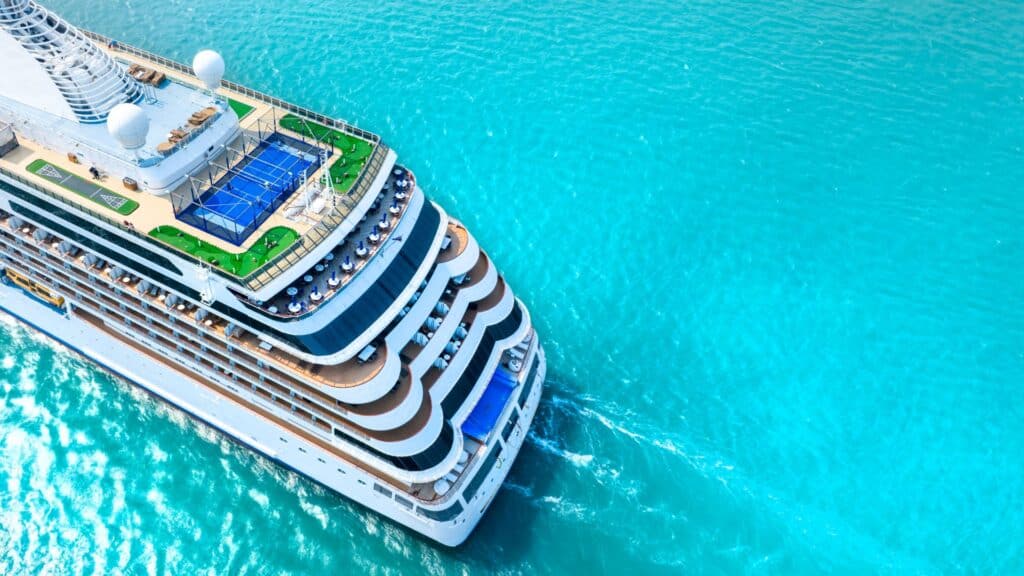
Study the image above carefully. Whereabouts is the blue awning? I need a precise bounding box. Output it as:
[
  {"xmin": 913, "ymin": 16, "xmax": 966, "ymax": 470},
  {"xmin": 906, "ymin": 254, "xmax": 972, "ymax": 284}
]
[{"xmin": 461, "ymin": 369, "xmax": 519, "ymax": 440}]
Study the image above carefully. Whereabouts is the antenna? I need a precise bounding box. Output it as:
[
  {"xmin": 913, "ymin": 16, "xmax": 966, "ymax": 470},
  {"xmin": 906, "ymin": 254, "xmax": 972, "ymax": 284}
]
[
  {"xmin": 197, "ymin": 263, "xmax": 215, "ymax": 304},
  {"xmin": 320, "ymin": 147, "xmax": 335, "ymax": 205}
]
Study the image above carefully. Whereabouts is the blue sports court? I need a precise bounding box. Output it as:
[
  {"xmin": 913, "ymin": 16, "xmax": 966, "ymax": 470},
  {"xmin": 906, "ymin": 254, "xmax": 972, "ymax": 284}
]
[{"xmin": 176, "ymin": 133, "xmax": 326, "ymax": 245}]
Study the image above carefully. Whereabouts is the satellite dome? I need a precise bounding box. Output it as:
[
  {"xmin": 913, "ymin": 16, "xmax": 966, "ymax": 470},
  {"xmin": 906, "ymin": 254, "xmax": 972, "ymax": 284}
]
[
  {"xmin": 192, "ymin": 50, "xmax": 225, "ymax": 90},
  {"xmin": 106, "ymin": 103, "xmax": 150, "ymax": 149}
]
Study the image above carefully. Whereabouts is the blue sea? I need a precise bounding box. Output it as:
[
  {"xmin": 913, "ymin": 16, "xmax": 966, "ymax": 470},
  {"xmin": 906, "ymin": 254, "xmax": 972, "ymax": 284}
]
[{"xmin": 2, "ymin": 0, "xmax": 1022, "ymax": 573}]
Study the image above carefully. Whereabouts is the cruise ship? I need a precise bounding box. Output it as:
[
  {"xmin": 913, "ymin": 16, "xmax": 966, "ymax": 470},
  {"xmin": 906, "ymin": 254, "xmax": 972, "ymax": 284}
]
[{"xmin": 0, "ymin": 0, "xmax": 544, "ymax": 546}]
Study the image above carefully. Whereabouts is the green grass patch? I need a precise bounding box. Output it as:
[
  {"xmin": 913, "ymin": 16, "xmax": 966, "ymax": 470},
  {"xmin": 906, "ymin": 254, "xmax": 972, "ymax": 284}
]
[
  {"xmin": 278, "ymin": 114, "xmax": 374, "ymax": 194},
  {"xmin": 148, "ymin": 224, "xmax": 298, "ymax": 277},
  {"xmin": 228, "ymin": 98, "xmax": 255, "ymax": 120},
  {"xmin": 26, "ymin": 158, "xmax": 139, "ymax": 216}
]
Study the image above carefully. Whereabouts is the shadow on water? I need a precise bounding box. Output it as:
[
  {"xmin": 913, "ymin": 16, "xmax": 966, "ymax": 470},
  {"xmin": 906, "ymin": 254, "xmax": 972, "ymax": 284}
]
[
  {"xmin": 1, "ymin": 317, "xmax": 590, "ymax": 571},
  {"xmin": 438, "ymin": 366, "xmax": 584, "ymax": 567}
]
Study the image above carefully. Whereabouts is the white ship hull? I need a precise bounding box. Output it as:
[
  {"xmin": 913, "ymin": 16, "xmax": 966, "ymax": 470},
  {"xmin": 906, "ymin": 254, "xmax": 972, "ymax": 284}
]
[
  {"xmin": 0, "ymin": 4, "xmax": 547, "ymax": 546},
  {"xmin": 0, "ymin": 280, "xmax": 546, "ymax": 547}
]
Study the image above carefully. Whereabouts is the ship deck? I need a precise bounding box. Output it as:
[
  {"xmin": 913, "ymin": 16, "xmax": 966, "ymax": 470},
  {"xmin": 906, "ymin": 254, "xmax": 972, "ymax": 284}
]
[
  {"xmin": 0, "ymin": 36, "xmax": 386, "ymax": 289},
  {"xmin": 0, "ymin": 133, "xmax": 318, "ymax": 254}
]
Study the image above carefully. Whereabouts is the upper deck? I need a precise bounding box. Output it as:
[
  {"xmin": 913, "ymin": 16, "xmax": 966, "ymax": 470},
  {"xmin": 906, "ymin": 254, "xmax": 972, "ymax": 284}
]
[{"xmin": 0, "ymin": 29, "xmax": 391, "ymax": 294}]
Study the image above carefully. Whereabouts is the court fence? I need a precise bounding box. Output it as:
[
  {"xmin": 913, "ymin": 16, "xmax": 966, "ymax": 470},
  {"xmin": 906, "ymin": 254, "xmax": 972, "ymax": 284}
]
[{"xmin": 171, "ymin": 123, "xmax": 328, "ymax": 246}]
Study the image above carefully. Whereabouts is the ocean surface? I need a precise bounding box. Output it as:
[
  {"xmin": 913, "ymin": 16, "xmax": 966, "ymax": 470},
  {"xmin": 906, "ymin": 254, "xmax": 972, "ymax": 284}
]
[{"xmin": 1, "ymin": 0, "xmax": 1022, "ymax": 574}]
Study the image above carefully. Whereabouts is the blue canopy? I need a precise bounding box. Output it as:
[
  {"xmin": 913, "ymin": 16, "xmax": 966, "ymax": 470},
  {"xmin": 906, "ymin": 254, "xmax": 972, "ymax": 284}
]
[{"xmin": 461, "ymin": 370, "xmax": 519, "ymax": 440}]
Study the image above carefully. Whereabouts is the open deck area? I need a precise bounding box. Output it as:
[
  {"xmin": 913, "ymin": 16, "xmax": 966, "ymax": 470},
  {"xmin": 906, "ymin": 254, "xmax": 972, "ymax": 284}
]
[
  {"xmin": 148, "ymin": 225, "xmax": 298, "ymax": 276},
  {"xmin": 238, "ymin": 166, "xmax": 416, "ymax": 318},
  {"xmin": 0, "ymin": 31, "xmax": 389, "ymax": 291}
]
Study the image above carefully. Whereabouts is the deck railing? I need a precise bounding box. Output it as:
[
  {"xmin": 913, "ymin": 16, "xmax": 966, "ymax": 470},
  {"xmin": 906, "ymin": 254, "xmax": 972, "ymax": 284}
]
[
  {"xmin": 78, "ymin": 28, "xmax": 380, "ymax": 143},
  {"xmin": 3, "ymin": 141, "xmax": 389, "ymax": 293},
  {"xmin": 236, "ymin": 142, "xmax": 390, "ymax": 291},
  {"xmin": 22, "ymin": 29, "xmax": 395, "ymax": 293},
  {"xmin": 0, "ymin": 163, "xmax": 159, "ymax": 247}
]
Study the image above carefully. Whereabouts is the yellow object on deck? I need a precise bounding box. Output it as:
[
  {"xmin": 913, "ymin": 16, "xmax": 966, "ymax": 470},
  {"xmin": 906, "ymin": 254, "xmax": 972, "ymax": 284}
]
[{"xmin": 5, "ymin": 268, "xmax": 65, "ymax": 308}]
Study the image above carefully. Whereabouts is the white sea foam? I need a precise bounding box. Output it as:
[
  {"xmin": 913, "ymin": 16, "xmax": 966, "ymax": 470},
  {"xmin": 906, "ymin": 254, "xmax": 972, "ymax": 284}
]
[
  {"xmin": 145, "ymin": 441, "xmax": 168, "ymax": 463},
  {"xmin": 142, "ymin": 541, "xmax": 158, "ymax": 576},
  {"xmin": 580, "ymin": 405, "xmax": 647, "ymax": 443},
  {"xmin": 145, "ymin": 487, "xmax": 168, "ymax": 516},
  {"xmin": 247, "ymin": 488, "xmax": 269, "ymax": 509},
  {"xmin": 501, "ymin": 481, "xmax": 534, "ymax": 499},
  {"xmin": 528, "ymin": 434, "xmax": 594, "ymax": 468},
  {"xmin": 56, "ymin": 422, "xmax": 71, "ymax": 447},
  {"xmin": 115, "ymin": 522, "xmax": 133, "ymax": 573},
  {"xmin": 540, "ymin": 495, "xmax": 591, "ymax": 521},
  {"xmin": 299, "ymin": 498, "xmax": 330, "ymax": 530},
  {"xmin": 109, "ymin": 469, "xmax": 127, "ymax": 521}
]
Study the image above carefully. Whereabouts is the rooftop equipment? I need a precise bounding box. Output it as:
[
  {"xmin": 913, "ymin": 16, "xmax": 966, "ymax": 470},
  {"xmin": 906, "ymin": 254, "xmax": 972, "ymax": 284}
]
[
  {"xmin": 192, "ymin": 50, "xmax": 225, "ymax": 91},
  {"xmin": 106, "ymin": 103, "xmax": 150, "ymax": 149}
]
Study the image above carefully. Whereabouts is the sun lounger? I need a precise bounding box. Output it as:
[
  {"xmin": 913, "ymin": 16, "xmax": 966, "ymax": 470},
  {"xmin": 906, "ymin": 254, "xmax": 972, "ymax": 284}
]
[
  {"xmin": 188, "ymin": 107, "xmax": 218, "ymax": 127},
  {"xmin": 149, "ymin": 71, "xmax": 165, "ymax": 86}
]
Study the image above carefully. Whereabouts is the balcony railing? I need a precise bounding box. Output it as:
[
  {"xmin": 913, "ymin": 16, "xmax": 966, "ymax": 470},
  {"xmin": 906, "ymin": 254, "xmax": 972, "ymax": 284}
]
[{"xmin": 236, "ymin": 142, "xmax": 390, "ymax": 291}]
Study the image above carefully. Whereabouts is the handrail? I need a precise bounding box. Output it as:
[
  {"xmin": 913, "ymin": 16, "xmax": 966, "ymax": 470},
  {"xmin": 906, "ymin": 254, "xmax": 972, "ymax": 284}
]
[
  {"xmin": 241, "ymin": 168, "xmax": 417, "ymax": 320},
  {"xmin": 234, "ymin": 142, "xmax": 389, "ymax": 290},
  {"xmin": 0, "ymin": 163, "xmax": 164, "ymax": 250},
  {"xmin": 77, "ymin": 28, "xmax": 380, "ymax": 144}
]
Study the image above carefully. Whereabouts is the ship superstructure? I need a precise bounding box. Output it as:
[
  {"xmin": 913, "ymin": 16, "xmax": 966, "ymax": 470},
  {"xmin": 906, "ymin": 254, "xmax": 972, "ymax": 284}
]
[{"xmin": 0, "ymin": 0, "xmax": 544, "ymax": 546}]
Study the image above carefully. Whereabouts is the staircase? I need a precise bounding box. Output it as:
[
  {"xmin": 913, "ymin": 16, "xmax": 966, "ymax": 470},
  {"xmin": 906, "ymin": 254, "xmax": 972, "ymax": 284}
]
[{"xmin": 0, "ymin": 0, "xmax": 143, "ymax": 123}]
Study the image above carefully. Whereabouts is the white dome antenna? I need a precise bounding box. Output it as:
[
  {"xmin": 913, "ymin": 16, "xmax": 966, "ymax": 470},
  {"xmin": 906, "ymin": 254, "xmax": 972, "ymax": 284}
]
[
  {"xmin": 106, "ymin": 103, "xmax": 150, "ymax": 149},
  {"xmin": 192, "ymin": 50, "xmax": 225, "ymax": 91}
]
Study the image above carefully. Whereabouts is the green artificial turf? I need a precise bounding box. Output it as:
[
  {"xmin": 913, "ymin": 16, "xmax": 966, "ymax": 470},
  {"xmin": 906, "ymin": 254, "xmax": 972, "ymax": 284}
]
[
  {"xmin": 228, "ymin": 98, "xmax": 255, "ymax": 119},
  {"xmin": 278, "ymin": 114, "xmax": 375, "ymax": 194},
  {"xmin": 148, "ymin": 225, "xmax": 298, "ymax": 277},
  {"xmin": 26, "ymin": 158, "xmax": 140, "ymax": 216}
]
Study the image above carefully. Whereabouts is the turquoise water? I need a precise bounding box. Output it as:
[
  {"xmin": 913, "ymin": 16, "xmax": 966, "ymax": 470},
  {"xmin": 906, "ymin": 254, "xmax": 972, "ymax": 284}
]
[{"xmin": 2, "ymin": 0, "xmax": 1023, "ymax": 573}]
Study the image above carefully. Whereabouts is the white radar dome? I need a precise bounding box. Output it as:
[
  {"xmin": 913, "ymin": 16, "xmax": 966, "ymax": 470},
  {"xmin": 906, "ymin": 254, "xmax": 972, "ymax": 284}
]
[
  {"xmin": 106, "ymin": 103, "xmax": 150, "ymax": 150},
  {"xmin": 193, "ymin": 50, "xmax": 225, "ymax": 90}
]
